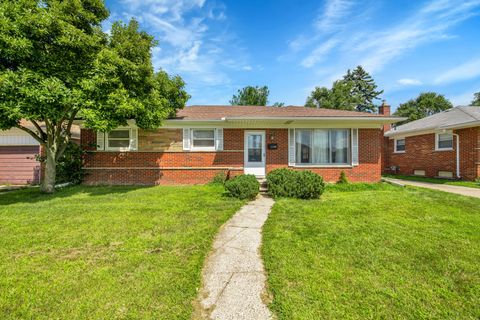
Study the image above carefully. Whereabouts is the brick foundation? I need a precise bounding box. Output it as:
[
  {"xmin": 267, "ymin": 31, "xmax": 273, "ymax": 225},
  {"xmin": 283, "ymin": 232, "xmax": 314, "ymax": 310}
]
[{"xmin": 81, "ymin": 128, "xmax": 384, "ymax": 185}]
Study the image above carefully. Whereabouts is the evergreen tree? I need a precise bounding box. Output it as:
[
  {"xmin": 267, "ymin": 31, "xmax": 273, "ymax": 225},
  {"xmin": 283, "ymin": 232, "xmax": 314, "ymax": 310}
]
[
  {"xmin": 305, "ymin": 66, "xmax": 382, "ymax": 112},
  {"xmin": 343, "ymin": 66, "xmax": 383, "ymax": 112}
]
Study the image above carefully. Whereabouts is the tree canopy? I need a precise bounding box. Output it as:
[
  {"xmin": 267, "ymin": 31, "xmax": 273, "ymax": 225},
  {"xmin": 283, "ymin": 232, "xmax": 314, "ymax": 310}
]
[
  {"xmin": 305, "ymin": 66, "xmax": 383, "ymax": 113},
  {"xmin": 230, "ymin": 85, "xmax": 269, "ymax": 106},
  {"xmin": 394, "ymin": 92, "xmax": 453, "ymax": 125},
  {"xmin": 0, "ymin": 0, "xmax": 189, "ymax": 192},
  {"xmin": 305, "ymin": 80, "xmax": 360, "ymax": 110},
  {"xmin": 471, "ymin": 92, "xmax": 480, "ymax": 106}
]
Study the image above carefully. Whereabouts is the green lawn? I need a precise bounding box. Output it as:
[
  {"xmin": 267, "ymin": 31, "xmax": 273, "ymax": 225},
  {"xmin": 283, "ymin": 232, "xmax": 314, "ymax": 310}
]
[
  {"xmin": 384, "ymin": 174, "xmax": 480, "ymax": 188},
  {"xmin": 263, "ymin": 183, "xmax": 480, "ymax": 319},
  {"xmin": 0, "ymin": 185, "xmax": 245, "ymax": 319}
]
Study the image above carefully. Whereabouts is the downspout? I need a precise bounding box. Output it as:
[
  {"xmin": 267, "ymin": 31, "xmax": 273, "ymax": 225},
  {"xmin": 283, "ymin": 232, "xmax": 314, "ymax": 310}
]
[{"xmin": 453, "ymin": 132, "xmax": 460, "ymax": 179}]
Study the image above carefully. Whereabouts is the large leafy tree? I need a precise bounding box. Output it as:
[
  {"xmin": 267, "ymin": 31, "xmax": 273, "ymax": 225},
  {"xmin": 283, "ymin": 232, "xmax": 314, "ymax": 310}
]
[
  {"xmin": 0, "ymin": 1, "xmax": 189, "ymax": 193},
  {"xmin": 230, "ymin": 85, "xmax": 269, "ymax": 106},
  {"xmin": 471, "ymin": 92, "xmax": 480, "ymax": 106},
  {"xmin": 305, "ymin": 65, "xmax": 383, "ymax": 112},
  {"xmin": 306, "ymin": 80, "xmax": 360, "ymax": 110},
  {"xmin": 394, "ymin": 92, "xmax": 453, "ymax": 125}
]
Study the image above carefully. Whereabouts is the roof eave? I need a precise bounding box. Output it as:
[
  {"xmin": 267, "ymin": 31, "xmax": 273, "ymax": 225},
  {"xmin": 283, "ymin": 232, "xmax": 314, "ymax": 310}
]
[
  {"xmin": 386, "ymin": 120, "xmax": 480, "ymax": 137},
  {"xmin": 170, "ymin": 116, "xmax": 406, "ymax": 123}
]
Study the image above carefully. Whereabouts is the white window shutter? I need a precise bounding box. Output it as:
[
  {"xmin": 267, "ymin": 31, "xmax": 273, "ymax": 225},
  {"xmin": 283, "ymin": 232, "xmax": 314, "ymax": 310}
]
[
  {"xmin": 96, "ymin": 131, "xmax": 105, "ymax": 150},
  {"xmin": 351, "ymin": 128, "xmax": 359, "ymax": 166},
  {"xmin": 288, "ymin": 128, "xmax": 295, "ymax": 166},
  {"xmin": 130, "ymin": 128, "xmax": 138, "ymax": 151},
  {"xmin": 183, "ymin": 128, "xmax": 191, "ymax": 150},
  {"xmin": 215, "ymin": 128, "xmax": 224, "ymax": 151}
]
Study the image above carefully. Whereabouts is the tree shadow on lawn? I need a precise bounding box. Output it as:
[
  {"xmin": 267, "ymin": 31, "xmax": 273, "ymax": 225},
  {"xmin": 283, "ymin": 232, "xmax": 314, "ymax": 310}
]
[{"xmin": 0, "ymin": 184, "xmax": 155, "ymax": 206}]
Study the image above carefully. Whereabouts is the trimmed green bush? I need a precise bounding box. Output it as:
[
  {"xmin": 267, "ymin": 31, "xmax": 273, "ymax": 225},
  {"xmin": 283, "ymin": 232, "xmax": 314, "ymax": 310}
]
[
  {"xmin": 266, "ymin": 168, "xmax": 297, "ymax": 198},
  {"xmin": 210, "ymin": 172, "xmax": 227, "ymax": 185},
  {"xmin": 337, "ymin": 170, "xmax": 349, "ymax": 184},
  {"xmin": 224, "ymin": 174, "xmax": 260, "ymax": 200},
  {"xmin": 267, "ymin": 168, "xmax": 325, "ymax": 199},
  {"xmin": 294, "ymin": 170, "xmax": 325, "ymax": 199}
]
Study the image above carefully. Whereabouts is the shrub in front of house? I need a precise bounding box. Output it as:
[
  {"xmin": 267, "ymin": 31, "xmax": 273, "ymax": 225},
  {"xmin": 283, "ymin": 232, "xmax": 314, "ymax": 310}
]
[
  {"xmin": 210, "ymin": 172, "xmax": 227, "ymax": 185},
  {"xmin": 337, "ymin": 170, "xmax": 349, "ymax": 184},
  {"xmin": 267, "ymin": 168, "xmax": 325, "ymax": 199},
  {"xmin": 293, "ymin": 170, "xmax": 325, "ymax": 199},
  {"xmin": 266, "ymin": 168, "xmax": 297, "ymax": 198},
  {"xmin": 224, "ymin": 174, "xmax": 259, "ymax": 200}
]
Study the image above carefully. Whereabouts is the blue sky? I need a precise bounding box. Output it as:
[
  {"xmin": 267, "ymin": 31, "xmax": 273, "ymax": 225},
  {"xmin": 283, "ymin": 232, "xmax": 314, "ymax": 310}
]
[{"xmin": 104, "ymin": 0, "xmax": 480, "ymax": 111}]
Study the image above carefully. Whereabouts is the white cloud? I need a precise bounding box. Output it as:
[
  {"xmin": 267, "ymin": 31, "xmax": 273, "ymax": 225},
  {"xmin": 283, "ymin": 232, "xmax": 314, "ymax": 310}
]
[
  {"xmin": 114, "ymin": 0, "xmax": 247, "ymax": 89},
  {"xmin": 397, "ymin": 78, "xmax": 423, "ymax": 86},
  {"xmin": 121, "ymin": 0, "xmax": 206, "ymax": 22},
  {"xmin": 434, "ymin": 58, "xmax": 480, "ymax": 84},
  {"xmin": 315, "ymin": 0, "xmax": 354, "ymax": 32},
  {"xmin": 449, "ymin": 90, "xmax": 477, "ymax": 105},
  {"xmin": 356, "ymin": 0, "xmax": 480, "ymax": 73},
  {"xmin": 289, "ymin": 0, "xmax": 480, "ymax": 74},
  {"xmin": 301, "ymin": 38, "xmax": 339, "ymax": 68},
  {"xmin": 242, "ymin": 65, "xmax": 253, "ymax": 71}
]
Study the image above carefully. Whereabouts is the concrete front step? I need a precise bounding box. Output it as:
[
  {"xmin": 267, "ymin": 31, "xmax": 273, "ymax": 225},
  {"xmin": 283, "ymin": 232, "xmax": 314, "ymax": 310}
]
[{"xmin": 257, "ymin": 178, "xmax": 267, "ymax": 193}]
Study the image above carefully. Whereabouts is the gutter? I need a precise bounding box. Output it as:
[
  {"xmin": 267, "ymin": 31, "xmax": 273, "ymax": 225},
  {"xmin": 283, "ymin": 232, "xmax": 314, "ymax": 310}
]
[
  {"xmin": 452, "ymin": 132, "xmax": 461, "ymax": 179},
  {"xmin": 222, "ymin": 116, "xmax": 405, "ymax": 122}
]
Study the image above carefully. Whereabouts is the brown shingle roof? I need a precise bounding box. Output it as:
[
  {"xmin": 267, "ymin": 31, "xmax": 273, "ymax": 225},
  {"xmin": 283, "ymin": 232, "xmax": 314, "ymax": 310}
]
[
  {"xmin": 174, "ymin": 105, "xmax": 390, "ymax": 120},
  {"xmin": 18, "ymin": 120, "xmax": 80, "ymax": 139}
]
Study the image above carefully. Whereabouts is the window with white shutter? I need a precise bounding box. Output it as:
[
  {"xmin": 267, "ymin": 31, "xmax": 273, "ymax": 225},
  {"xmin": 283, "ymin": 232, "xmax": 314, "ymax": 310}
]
[
  {"xmin": 96, "ymin": 131, "xmax": 105, "ymax": 150},
  {"xmin": 215, "ymin": 128, "xmax": 224, "ymax": 151},
  {"xmin": 351, "ymin": 128, "xmax": 359, "ymax": 166},
  {"xmin": 288, "ymin": 128, "xmax": 295, "ymax": 166},
  {"xmin": 183, "ymin": 128, "xmax": 190, "ymax": 150}
]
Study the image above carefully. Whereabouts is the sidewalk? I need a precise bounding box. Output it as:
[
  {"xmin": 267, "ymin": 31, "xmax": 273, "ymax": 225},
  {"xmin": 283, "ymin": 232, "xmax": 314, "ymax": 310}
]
[
  {"xmin": 196, "ymin": 194, "xmax": 274, "ymax": 320},
  {"xmin": 383, "ymin": 178, "xmax": 480, "ymax": 198}
]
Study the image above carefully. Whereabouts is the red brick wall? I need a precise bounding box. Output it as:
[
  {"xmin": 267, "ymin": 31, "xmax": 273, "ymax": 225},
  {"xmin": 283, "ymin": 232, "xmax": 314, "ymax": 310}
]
[
  {"xmin": 384, "ymin": 127, "xmax": 480, "ymax": 181},
  {"xmin": 81, "ymin": 128, "xmax": 383, "ymax": 185}
]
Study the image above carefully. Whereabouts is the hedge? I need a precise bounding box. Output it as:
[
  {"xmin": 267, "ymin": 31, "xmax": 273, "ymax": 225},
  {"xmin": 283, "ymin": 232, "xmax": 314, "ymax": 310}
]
[
  {"xmin": 224, "ymin": 174, "xmax": 260, "ymax": 200},
  {"xmin": 267, "ymin": 168, "xmax": 325, "ymax": 199}
]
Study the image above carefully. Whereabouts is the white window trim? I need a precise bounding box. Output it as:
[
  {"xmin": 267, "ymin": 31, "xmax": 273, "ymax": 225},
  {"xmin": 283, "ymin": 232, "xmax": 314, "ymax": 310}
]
[
  {"xmin": 190, "ymin": 128, "xmax": 216, "ymax": 151},
  {"xmin": 292, "ymin": 128, "xmax": 352, "ymax": 167},
  {"xmin": 105, "ymin": 127, "xmax": 136, "ymax": 151},
  {"xmin": 394, "ymin": 138, "xmax": 406, "ymax": 153},
  {"xmin": 435, "ymin": 132, "xmax": 453, "ymax": 151}
]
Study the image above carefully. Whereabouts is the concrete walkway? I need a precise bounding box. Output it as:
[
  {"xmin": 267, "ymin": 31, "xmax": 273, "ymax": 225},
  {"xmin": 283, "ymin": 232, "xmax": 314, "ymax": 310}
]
[
  {"xmin": 384, "ymin": 178, "xmax": 480, "ymax": 198},
  {"xmin": 196, "ymin": 194, "xmax": 274, "ymax": 320}
]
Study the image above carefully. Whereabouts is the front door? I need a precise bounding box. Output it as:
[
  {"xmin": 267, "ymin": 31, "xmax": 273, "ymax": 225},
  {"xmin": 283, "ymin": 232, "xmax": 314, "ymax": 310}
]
[{"xmin": 244, "ymin": 131, "xmax": 266, "ymax": 177}]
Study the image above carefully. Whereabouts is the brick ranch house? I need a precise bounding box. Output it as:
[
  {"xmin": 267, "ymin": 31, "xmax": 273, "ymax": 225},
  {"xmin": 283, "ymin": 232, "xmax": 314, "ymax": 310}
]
[
  {"xmin": 384, "ymin": 106, "xmax": 480, "ymax": 181},
  {"xmin": 77, "ymin": 105, "xmax": 402, "ymax": 185}
]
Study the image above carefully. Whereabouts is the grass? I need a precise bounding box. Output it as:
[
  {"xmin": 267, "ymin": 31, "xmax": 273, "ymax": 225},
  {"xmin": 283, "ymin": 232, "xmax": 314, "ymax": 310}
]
[
  {"xmin": 0, "ymin": 185, "xmax": 245, "ymax": 319},
  {"xmin": 383, "ymin": 174, "xmax": 480, "ymax": 189},
  {"xmin": 263, "ymin": 183, "xmax": 480, "ymax": 319}
]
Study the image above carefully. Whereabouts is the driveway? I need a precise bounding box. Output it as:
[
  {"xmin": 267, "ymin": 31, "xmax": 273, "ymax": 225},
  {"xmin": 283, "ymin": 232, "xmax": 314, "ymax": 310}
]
[{"xmin": 383, "ymin": 178, "xmax": 480, "ymax": 198}]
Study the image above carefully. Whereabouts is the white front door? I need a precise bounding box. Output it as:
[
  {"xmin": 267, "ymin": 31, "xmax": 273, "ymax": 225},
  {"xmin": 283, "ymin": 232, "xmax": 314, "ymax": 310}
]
[{"xmin": 244, "ymin": 131, "xmax": 266, "ymax": 177}]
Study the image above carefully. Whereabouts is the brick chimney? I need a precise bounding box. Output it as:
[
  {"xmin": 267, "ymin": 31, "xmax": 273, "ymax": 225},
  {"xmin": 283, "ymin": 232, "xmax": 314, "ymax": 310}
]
[
  {"xmin": 379, "ymin": 100, "xmax": 391, "ymax": 132},
  {"xmin": 379, "ymin": 100, "xmax": 391, "ymax": 116}
]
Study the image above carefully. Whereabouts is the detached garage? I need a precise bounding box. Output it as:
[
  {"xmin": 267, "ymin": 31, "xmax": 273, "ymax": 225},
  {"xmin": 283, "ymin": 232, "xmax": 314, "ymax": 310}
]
[{"xmin": 0, "ymin": 128, "xmax": 41, "ymax": 185}]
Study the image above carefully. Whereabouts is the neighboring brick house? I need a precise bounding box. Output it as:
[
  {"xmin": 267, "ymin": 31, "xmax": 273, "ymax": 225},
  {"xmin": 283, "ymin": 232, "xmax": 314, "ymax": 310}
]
[
  {"xmin": 78, "ymin": 105, "xmax": 402, "ymax": 185},
  {"xmin": 384, "ymin": 106, "xmax": 480, "ymax": 181}
]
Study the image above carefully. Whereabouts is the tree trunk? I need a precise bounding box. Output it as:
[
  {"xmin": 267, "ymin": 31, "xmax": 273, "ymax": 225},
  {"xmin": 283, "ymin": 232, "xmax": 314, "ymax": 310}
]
[{"xmin": 41, "ymin": 149, "xmax": 56, "ymax": 193}]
